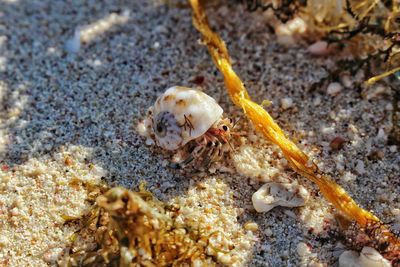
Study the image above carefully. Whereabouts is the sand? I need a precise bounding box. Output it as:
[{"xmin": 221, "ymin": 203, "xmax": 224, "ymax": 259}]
[{"xmin": 0, "ymin": 0, "xmax": 398, "ymax": 266}]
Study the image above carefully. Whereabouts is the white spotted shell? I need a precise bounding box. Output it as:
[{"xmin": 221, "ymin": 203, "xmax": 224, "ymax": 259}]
[{"xmin": 146, "ymin": 86, "xmax": 223, "ymax": 150}]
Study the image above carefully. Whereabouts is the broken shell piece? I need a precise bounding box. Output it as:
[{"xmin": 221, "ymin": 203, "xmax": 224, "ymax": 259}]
[
  {"xmin": 359, "ymin": 247, "xmax": 391, "ymax": 267},
  {"xmin": 339, "ymin": 247, "xmax": 391, "ymax": 267},
  {"xmin": 252, "ymin": 182, "xmax": 309, "ymax": 213}
]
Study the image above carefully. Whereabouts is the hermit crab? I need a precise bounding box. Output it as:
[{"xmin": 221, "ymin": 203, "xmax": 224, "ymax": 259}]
[{"xmin": 143, "ymin": 86, "xmax": 236, "ymax": 169}]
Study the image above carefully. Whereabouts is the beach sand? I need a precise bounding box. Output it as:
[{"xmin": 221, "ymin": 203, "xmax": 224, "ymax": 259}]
[{"xmin": 0, "ymin": 1, "xmax": 398, "ymax": 266}]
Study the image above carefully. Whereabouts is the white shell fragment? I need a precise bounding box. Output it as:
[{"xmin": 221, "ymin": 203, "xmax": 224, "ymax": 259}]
[
  {"xmin": 252, "ymin": 182, "xmax": 309, "ymax": 213},
  {"xmin": 339, "ymin": 247, "xmax": 391, "ymax": 267},
  {"xmin": 146, "ymin": 86, "xmax": 223, "ymax": 150}
]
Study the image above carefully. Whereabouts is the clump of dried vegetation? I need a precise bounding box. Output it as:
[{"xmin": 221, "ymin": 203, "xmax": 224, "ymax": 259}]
[
  {"xmin": 336, "ymin": 214, "xmax": 400, "ymax": 265},
  {"xmin": 240, "ymin": 0, "xmax": 400, "ymax": 84},
  {"xmin": 60, "ymin": 185, "xmax": 217, "ymax": 266}
]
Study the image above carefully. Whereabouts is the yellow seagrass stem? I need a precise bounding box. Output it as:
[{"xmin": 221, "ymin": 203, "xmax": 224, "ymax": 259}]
[
  {"xmin": 367, "ymin": 66, "xmax": 400, "ymax": 85},
  {"xmin": 188, "ymin": 0, "xmax": 386, "ymax": 229}
]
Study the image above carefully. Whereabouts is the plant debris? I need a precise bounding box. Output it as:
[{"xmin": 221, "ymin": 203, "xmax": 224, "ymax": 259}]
[
  {"xmin": 60, "ymin": 186, "xmax": 216, "ymax": 266},
  {"xmin": 60, "ymin": 181, "xmax": 256, "ymax": 266}
]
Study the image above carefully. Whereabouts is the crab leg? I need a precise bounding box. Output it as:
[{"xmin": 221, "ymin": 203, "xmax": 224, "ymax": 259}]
[{"xmin": 170, "ymin": 137, "xmax": 209, "ymax": 169}]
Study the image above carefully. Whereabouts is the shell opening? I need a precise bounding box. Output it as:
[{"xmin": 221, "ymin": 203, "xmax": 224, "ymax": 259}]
[{"xmin": 153, "ymin": 111, "xmax": 183, "ymax": 150}]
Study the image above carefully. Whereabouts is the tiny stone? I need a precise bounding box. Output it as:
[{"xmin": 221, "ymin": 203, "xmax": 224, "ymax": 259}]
[
  {"xmin": 355, "ymin": 160, "xmax": 365, "ymax": 174},
  {"xmin": 307, "ymin": 41, "xmax": 331, "ymax": 56},
  {"xmin": 264, "ymin": 228, "xmax": 273, "ymax": 237},
  {"xmin": 329, "ymin": 136, "xmax": 346, "ymax": 150},
  {"xmin": 153, "ymin": 42, "xmax": 160, "ymax": 49},
  {"xmin": 392, "ymin": 208, "xmax": 400, "ymax": 216},
  {"xmin": 244, "ymin": 222, "xmax": 258, "ymax": 232},
  {"xmin": 367, "ymin": 150, "xmax": 384, "ymax": 160},
  {"xmin": 327, "ymin": 82, "xmax": 343, "ymax": 96},
  {"xmin": 280, "ymin": 97, "xmax": 293, "ymax": 110},
  {"xmin": 192, "ymin": 76, "xmax": 205, "ymax": 85},
  {"xmin": 322, "ymin": 126, "xmax": 335, "ymax": 136},
  {"xmin": 296, "ymin": 242, "xmax": 310, "ymax": 256},
  {"xmin": 385, "ymin": 103, "xmax": 393, "ymax": 111},
  {"xmin": 340, "ymin": 73, "xmax": 353, "ymax": 88},
  {"xmin": 313, "ymin": 97, "xmax": 321, "ymax": 106}
]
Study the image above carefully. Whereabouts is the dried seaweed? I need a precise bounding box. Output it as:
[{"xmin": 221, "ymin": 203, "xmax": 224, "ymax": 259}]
[
  {"xmin": 237, "ymin": 0, "xmax": 306, "ymax": 22},
  {"xmin": 337, "ymin": 215, "xmax": 400, "ymax": 265},
  {"xmin": 237, "ymin": 0, "xmax": 400, "ymax": 84},
  {"xmin": 60, "ymin": 187, "xmax": 216, "ymax": 266}
]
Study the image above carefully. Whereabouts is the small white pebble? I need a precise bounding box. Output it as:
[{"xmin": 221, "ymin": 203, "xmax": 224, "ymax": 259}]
[
  {"xmin": 342, "ymin": 172, "xmax": 356, "ymax": 183},
  {"xmin": 280, "ymin": 97, "xmax": 293, "ymax": 110},
  {"xmin": 322, "ymin": 126, "xmax": 335, "ymax": 136},
  {"xmin": 340, "ymin": 73, "xmax": 353, "ymax": 88},
  {"xmin": 375, "ymin": 128, "xmax": 387, "ymax": 142},
  {"xmin": 355, "ymin": 160, "xmax": 365, "ymax": 175},
  {"xmin": 10, "ymin": 207, "xmax": 19, "ymax": 216},
  {"xmin": 327, "ymin": 82, "xmax": 343, "ymax": 96},
  {"xmin": 389, "ymin": 145, "xmax": 397, "ymax": 153},
  {"xmin": 385, "ymin": 103, "xmax": 393, "ymax": 111},
  {"xmin": 296, "ymin": 242, "xmax": 310, "ymax": 256},
  {"xmin": 308, "ymin": 41, "xmax": 331, "ymax": 56},
  {"xmin": 161, "ymin": 159, "xmax": 169, "ymax": 167},
  {"xmin": 264, "ymin": 228, "xmax": 273, "ymax": 237},
  {"xmin": 153, "ymin": 42, "xmax": 160, "ymax": 49},
  {"xmin": 313, "ymin": 97, "xmax": 321, "ymax": 106}
]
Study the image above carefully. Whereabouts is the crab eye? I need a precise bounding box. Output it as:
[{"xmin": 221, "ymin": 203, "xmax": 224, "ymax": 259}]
[{"xmin": 222, "ymin": 125, "xmax": 228, "ymax": 131}]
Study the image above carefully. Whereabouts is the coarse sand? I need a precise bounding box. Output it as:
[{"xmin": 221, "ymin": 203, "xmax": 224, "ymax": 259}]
[{"xmin": 0, "ymin": 1, "xmax": 398, "ymax": 266}]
